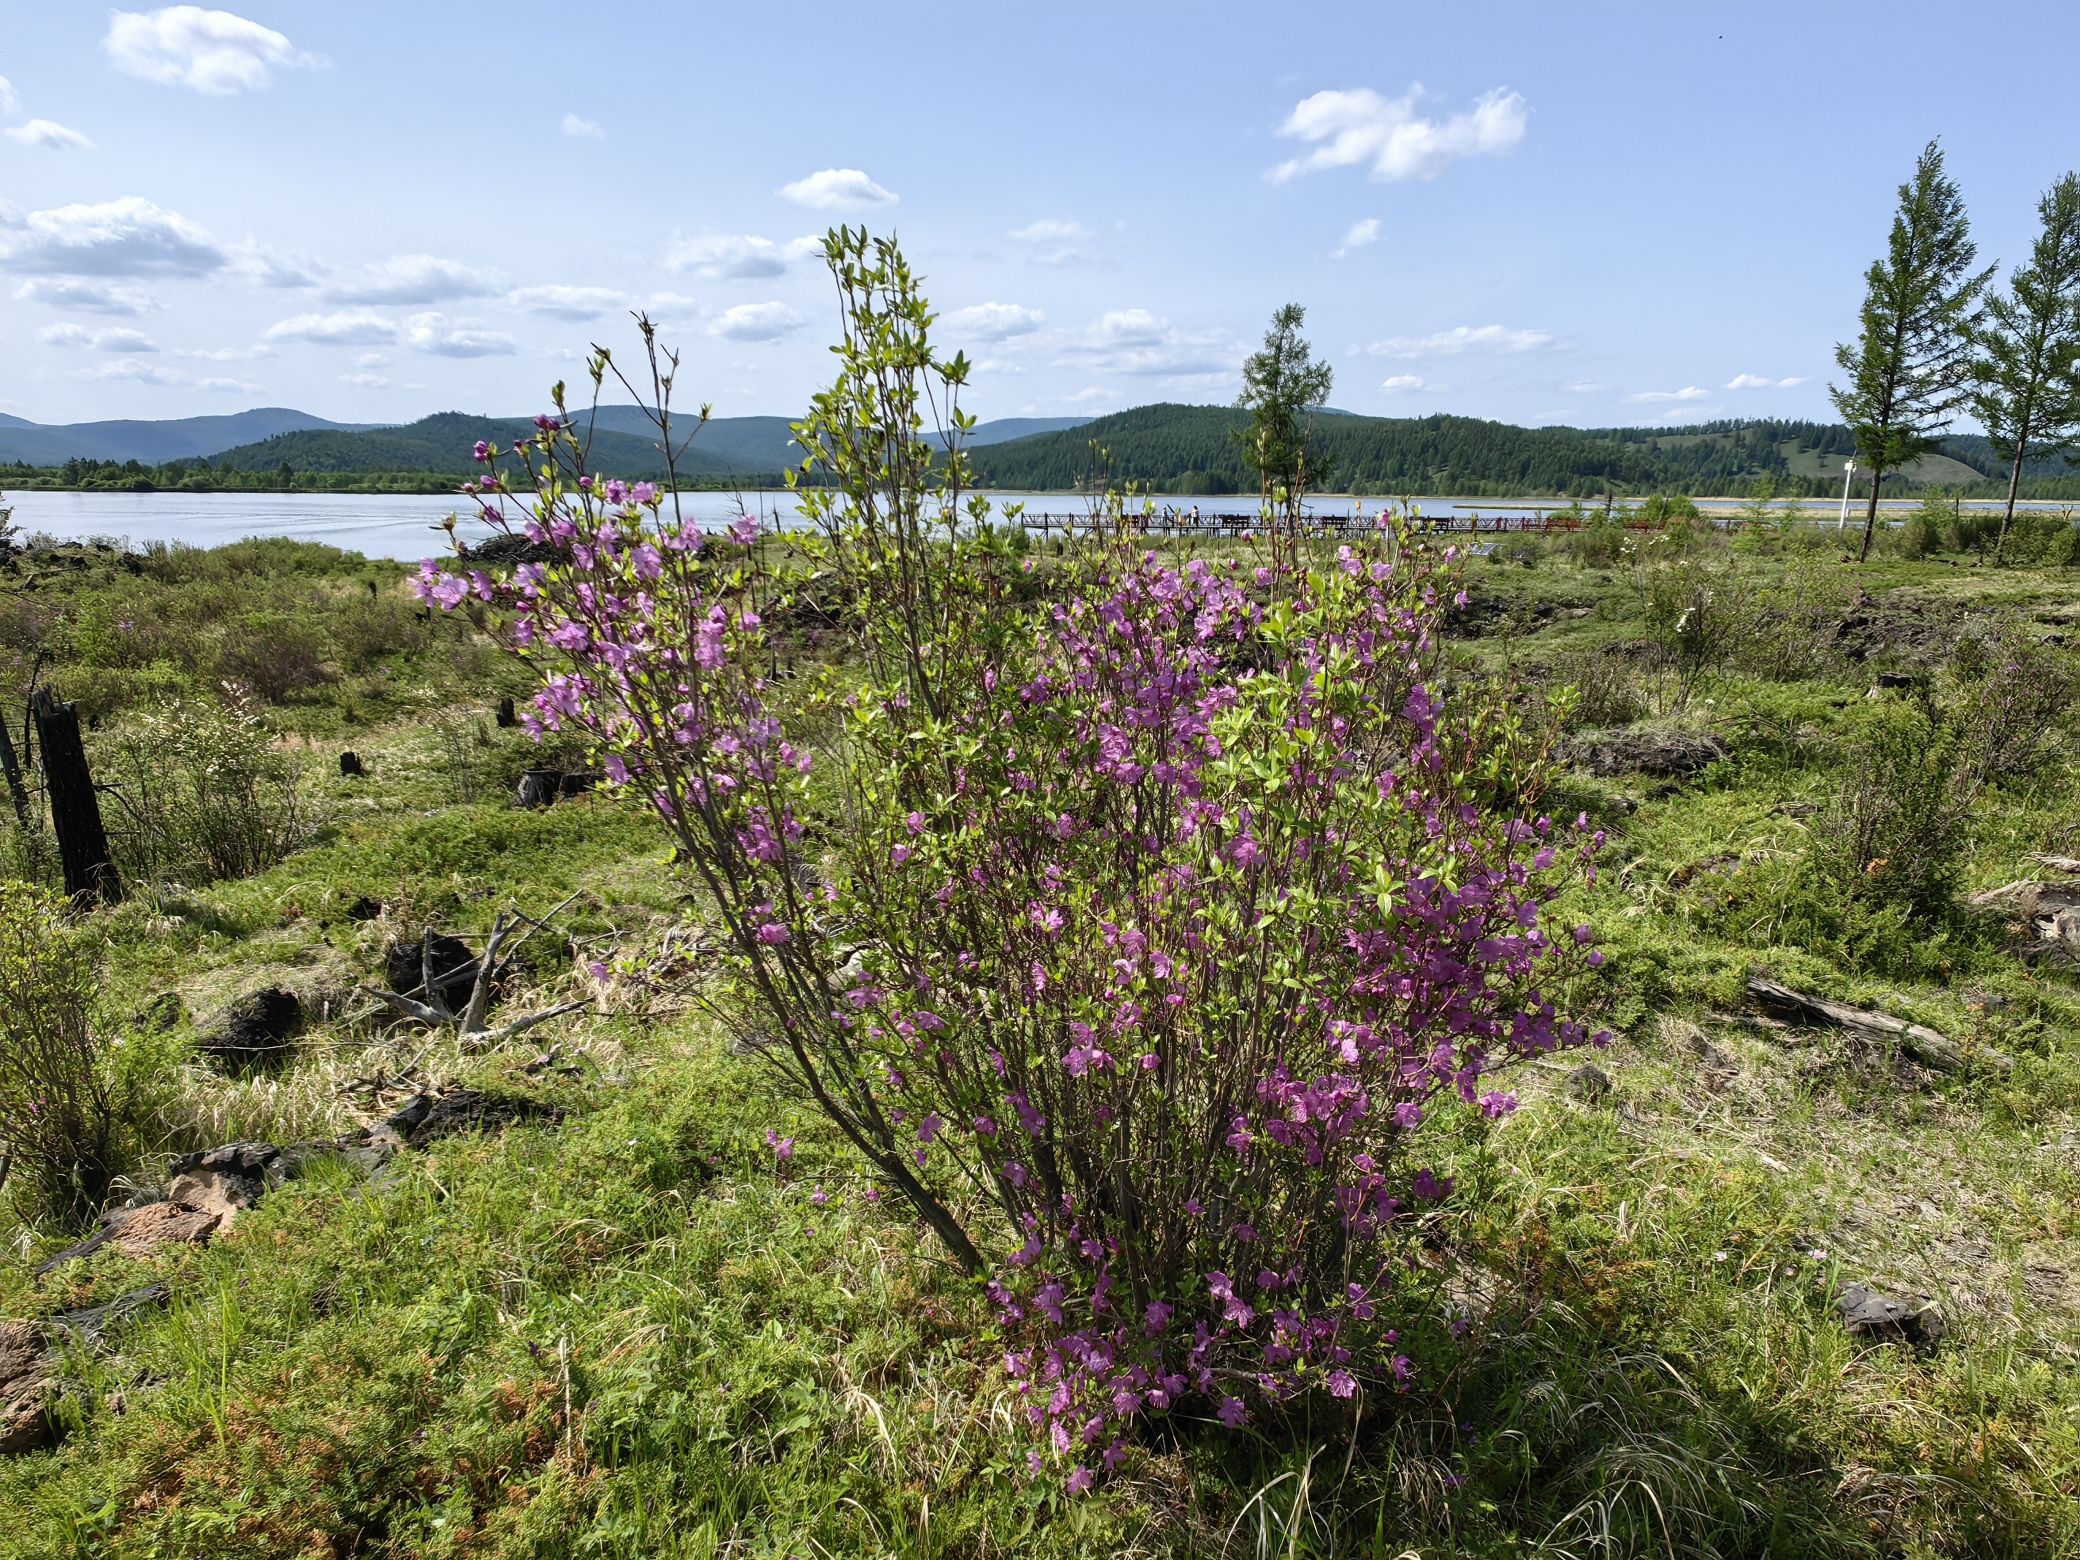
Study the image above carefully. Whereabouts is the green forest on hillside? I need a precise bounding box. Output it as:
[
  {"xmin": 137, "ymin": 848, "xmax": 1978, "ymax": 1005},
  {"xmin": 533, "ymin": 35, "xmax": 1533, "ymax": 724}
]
[
  {"xmin": 968, "ymin": 405, "xmax": 2080, "ymax": 498},
  {"xmin": 8, "ymin": 404, "xmax": 2080, "ymax": 499}
]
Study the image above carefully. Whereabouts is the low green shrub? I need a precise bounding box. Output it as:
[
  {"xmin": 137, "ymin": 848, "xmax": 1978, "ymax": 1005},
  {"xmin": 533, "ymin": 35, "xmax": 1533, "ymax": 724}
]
[
  {"xmin": 96, "ymin": 694, "xmax": 317, "ymax": 886},
  {"xmin": 214, "ymin": 610, "xmax": 334, "ymax": 703},
  {"xmin": 0, "ymin": 880, "xmax": 119, "ymax": 1225}
]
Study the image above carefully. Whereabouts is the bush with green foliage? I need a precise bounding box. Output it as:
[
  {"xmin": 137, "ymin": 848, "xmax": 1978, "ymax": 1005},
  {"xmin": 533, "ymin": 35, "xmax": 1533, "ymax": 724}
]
[
  {"xmin": 0, "ymin": 881, "xmax": 117, "ymax": 1224},
  {"xmin": 97, "ymin": 695, "xmax": 316, "ymax": 887},
  {"xmin": 420, "ymin": 228, "xmax": 1607, "ymax": 1490}
]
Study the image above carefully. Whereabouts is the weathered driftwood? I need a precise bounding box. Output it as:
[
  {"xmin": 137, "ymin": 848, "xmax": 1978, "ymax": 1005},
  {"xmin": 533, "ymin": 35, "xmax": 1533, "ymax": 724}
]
[
  {"xmin": 1969, "ymin": 879, "xmax": 2080, "ymax": 963},
  {"xmin": 1745, "ymin": 977, "xmax": 2010, "ymax": 1074},
  {"xmin": 356, "ymin": 901, "xmax": 590, "ymax": 1059}
]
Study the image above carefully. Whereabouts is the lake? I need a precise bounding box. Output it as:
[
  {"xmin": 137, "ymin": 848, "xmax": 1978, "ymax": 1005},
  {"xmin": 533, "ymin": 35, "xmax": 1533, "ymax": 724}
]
[{"xmin": 3, "ymin": 488, "xmax": 2068, "ymax": 562}]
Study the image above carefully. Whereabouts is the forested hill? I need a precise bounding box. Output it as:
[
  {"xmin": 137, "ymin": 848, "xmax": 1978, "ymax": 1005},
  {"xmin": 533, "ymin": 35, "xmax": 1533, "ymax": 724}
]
[
  {"xmin": 25, "ymin": 402, "xmax": 2079, "ymax": 498},
  {"xmin": 965, "ymin": 405, "xmax": 2080, "ymax": 498},
  {"xmin": 206, "ymin": 408, "xmax": 1100, "ymax": 482},
  {"xmin": 211, "ymin": 412, "xmax": 760, "ymax": 481}
]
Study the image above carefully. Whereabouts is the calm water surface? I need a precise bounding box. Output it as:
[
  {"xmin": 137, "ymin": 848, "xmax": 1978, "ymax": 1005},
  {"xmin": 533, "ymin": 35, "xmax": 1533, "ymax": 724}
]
[{"xmin": 5, "ymin": 489, "xmax": 2069, "ymax": 563}]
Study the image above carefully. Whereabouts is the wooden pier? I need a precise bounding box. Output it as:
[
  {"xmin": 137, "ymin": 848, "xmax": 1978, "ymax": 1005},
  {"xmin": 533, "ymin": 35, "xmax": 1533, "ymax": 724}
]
[{"xmin": 1010, "ymin": 509, "xmax": 1703, "ymax": 541}]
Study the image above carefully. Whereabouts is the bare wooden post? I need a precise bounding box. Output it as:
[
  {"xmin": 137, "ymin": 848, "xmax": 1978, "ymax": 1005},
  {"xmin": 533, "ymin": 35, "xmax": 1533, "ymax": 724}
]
[
  {"xmin": 30, "ymin": 687, "xmax": 121, "ymax": 905},
  {"xmin": 0, "ymin": 704, "xmax": 29, "ymax": 830}
]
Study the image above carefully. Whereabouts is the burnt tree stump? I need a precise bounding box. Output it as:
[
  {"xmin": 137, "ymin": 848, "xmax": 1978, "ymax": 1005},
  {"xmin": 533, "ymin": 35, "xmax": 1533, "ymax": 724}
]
[
  {"xmin": 0, "ymin": 707, "xmax": 29, "ymax": 829},
  {"xmin": 30, "ymin": 687, "xmax": 121, "ymax": 905}
]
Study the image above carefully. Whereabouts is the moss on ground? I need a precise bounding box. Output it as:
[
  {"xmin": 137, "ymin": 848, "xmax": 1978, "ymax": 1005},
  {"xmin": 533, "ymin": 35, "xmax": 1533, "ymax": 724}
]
[{"xmin": 0, "ymin": 532, "xmax": 2075, "ymax": 1557}]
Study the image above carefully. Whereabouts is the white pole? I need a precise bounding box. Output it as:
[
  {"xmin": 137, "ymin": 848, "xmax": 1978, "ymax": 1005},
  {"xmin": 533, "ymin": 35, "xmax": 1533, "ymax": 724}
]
[{"xmin": 1836, "ymin": 459, "xmax": 1857, "ymax": 529}]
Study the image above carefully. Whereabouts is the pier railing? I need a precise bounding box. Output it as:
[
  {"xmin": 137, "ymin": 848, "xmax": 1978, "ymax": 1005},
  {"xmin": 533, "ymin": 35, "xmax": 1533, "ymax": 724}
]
[{"xmin": 1009, "ymin": 510, "xmax": 1704, "ymax": 540}]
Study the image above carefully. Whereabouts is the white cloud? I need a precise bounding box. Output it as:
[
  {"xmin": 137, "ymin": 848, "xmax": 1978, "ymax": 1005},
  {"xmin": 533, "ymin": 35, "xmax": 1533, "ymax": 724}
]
[
  {"xmin": 1564, "ymin": 379, "xmax": 1606, "ymax": 394},
  {"xmin": 507, "ymin": 284, "xmax": 630, "ymax": 319},
  {"xmin": 711, "ymin": 302, "xmax": 805, "ymax": 342},
  {"xmin": 231, "ymin": 243, "xmax": 323, "ymax": 287},
  {"xmin": 1637, "ymin": 403, "xmax": 1724, "ymax": 425},
  {"xmin": 1331, "ymin": 218, "xmax": 1381, "ymax": 259},
  {"xmin": 323, "ymin": 255, "xmax": 501, "ymax": 306},
  {"xmin": 560, "ymin": 112, "xmax": 604, "ymax": 140},
  {"xmin": 665, "ymin": 232, "xmax": 817, "ymax": 280},
  {"xmin": 78, "ymin": 357, "xmax": 178, "ymax": 385},
  {"xmin": 338, "ymin": 371, "xmax": 390, "ymax": 388},
  {"xmin": 104, "ymin": 6, "xmax": 323, "ymax": 96},
  {"xmin": 777, "ymin": 168, "xmax": 898, "ymax": 210},
  {"xmin": 1726, "ymin": 372, "xmax": 1809, "ymax": 390},
  {"xmin": 1363, "ymin": 324, "xmax": 1554, "ymax": 358},
  {"xmin": 643, "ymin": 291, "xmax": 700, "ymax": 325},
  {"xmin": 401, "ymin": 313, "xmax": 517, "ymax": 358},
  {"xmin": 1630, "ymin": 386, "xmax": 1710, "ymax": 403},
  {"xmin": 0, "ymin": 196, "xmax": 225, "ymax": 277},
  {"xmin": 1380, "ymin": 373, "xmax": 1425, "ymax": 391},
  {"xmin": 0, "ymin": 75, "xmax": 18, "ymax": 116},
  {"xmin": 353, "ymin": 351, "xmax": 389, "ymax": 368},
  {"xmin": 15, "ymin": 277, "xmax": 158, "ymax": 315},
  {"xmin": 178, "ymin": 344, "xmax": 266, "ymax": 362},
  {"xmin": 264, "ymin": 309, "xmax": 397, "ymax": 346},
  {"xmin": 195, "ymin": 375, "xmax": 257, "ymax": 394},
  {"xmin": 1068, "ymin": 309, "xmax": 1233, "ymax": 377},
  {"xmin": 943, "ymin": 302, "xmax": 1045, "ymax": 342},
  {"xmin": 41, "ymin": 323, "xmax": 158, "ymax": 352},
  {"xmin": 1008, "ymin": 218, "xmax": 1091, "ymax": 266},
  {"xmin": 1271, "ymin": 85, "xmax": 1528, "ymax": 184},
  {"xmin": 4, "ymin": 120, "xmax": 94, "ymax": 150}
]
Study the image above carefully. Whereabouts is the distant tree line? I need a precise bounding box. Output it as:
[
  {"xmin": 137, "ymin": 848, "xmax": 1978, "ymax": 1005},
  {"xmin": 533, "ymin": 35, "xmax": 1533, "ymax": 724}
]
[{"xmin": 964, "ymin": 405, "xmax": 2080, "ymax": 499}]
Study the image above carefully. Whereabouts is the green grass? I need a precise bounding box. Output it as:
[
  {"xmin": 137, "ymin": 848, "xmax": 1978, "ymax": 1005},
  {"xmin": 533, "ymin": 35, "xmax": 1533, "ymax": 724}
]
[{"xmin": 0, "ymin": 532, "xmax": 2076, "ymax": 1556}]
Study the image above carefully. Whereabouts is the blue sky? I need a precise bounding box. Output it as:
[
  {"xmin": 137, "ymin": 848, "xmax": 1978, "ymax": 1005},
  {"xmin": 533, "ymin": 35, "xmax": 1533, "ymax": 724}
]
[{"xmin": 3, "ymin": 1, "xmax": 2076, "ymax": 431}]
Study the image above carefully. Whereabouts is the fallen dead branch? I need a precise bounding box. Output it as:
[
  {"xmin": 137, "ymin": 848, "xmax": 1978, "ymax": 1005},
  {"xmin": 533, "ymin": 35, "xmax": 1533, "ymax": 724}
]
[{"xmin": 1745, "ymin": 976, "xmax": 2011, "ymax": 1074}]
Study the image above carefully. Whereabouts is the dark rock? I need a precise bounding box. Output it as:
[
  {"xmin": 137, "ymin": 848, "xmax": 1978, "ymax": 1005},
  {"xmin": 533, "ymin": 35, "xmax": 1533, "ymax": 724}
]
[
  {"xmin": 1564, "ymin": 1063, "xmax": 1614, "ymax": 1102},
  {"xmin": 35, "ymin": 1199, "xmax": 200, "ymax": 1277},
  {"xmin": 164, "ymin": 1142, "xmax": 280, "ymax": 1227},
  {"xmin": 48, "ymin": 1283, "xmax": 169, "ymax": 1350},
  {"xmin": 195, "ymin": 987, "xmax": 303, "ymax": 1074},
  {"xmin": 339, "ymin": 750, "xmax": 365, "ymax": 777},
  {"xmin": 133, "ymin": 991, "xmax": 184, "ymax": 1033},
  {"xmin": 0, "ymin": 1321, "xmax": 54, "ymax": 1456},
  {"xmin": 515, "ymin": 768, "xmax": 600, "ymax": 809},
  {"xmin": 406, "ymin": 1088, "xmax": 561, "ymax": 1148},
  {"xmin": 1564, "ymin": 729, "xmax": 1725, "ymax": 780},
  {"xmin": 1837, "ymin": 1281, "xmax": 1945, "ymax": 1346},
  {"xmin": 344, "ymin": 895, "xmax": 383, "ymax": 923},
  {"xmin": 464, "ymin": 532, "xmax": 553, "ymax": 566},
  {"xmin": 495, "ymin": 695, "xmax": 517, "ymax": 728},
  {"xmin": 1875, "ymin": 671, "xmax": 1917, "ymax": 688},
  {"xmin": 383, "ymin": 934, "xmax": 478, "ymax": 1011},
  {"xmin": 111, "ymin": 1201, "xmax": 222, "ymax": 1255},
  {"xmin": 384, "ymin": 1092, "xmax": 437, "ymax": 1137}
]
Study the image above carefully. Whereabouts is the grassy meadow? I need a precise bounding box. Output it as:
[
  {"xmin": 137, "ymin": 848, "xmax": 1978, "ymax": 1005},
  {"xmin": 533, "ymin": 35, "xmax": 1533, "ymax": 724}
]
[{"xmin": 0, "ymin": 511, "xmax": 2075, "ymax": 1559}]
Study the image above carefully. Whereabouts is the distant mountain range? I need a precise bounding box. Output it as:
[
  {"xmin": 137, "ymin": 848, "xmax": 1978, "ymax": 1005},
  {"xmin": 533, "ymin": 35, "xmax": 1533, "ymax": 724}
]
[
  {"xmin": 0, "ymin": 407, "xmax": 383, "ymax": 466},
  {"xmin": 0, "ymin": 406, "xmax": 1095, "ymax": 475},
  {"xmin": 6, "ymin": 402, "xmax": 2075, "ymax": 498}
]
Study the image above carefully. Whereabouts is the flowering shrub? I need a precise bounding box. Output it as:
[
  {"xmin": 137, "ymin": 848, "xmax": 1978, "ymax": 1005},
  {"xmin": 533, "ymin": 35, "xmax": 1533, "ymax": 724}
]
[{"xmin": 418, "ymin": 229, "xmax": 1604, "ymax": 1487}]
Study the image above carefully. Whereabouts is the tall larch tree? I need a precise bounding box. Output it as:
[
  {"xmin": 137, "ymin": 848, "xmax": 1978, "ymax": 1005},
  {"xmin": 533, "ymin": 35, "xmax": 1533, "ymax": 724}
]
[
  {"xmin": 1969, "ymin": 171, "xmax": 2080, "ymax": 561},
  {"xmin": 1831, "ymin": 141, "xmax": 1994, "ymax": 560}
]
